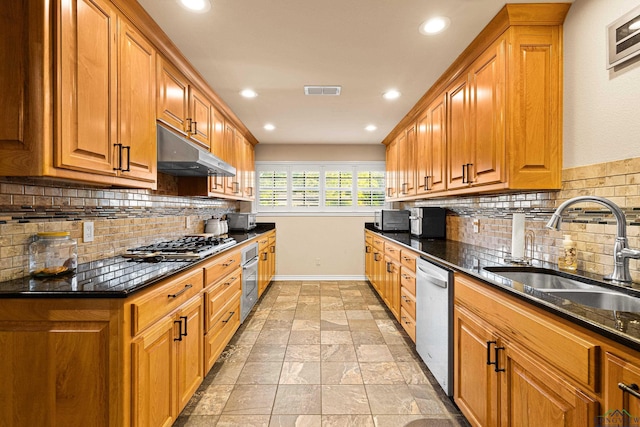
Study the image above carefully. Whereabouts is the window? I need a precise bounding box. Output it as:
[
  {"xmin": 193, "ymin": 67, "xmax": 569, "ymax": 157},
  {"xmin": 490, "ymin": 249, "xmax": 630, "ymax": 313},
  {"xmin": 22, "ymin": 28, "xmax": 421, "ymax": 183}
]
[{"xmin": 255, "ymin": 162, "xmax": 385, "ymax": 213}]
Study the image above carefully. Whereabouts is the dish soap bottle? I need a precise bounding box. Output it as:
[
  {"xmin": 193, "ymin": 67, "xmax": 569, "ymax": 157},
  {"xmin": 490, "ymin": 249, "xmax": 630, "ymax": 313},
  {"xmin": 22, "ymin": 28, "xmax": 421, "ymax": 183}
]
[{"xmin": 559, "ymin": 235, "xmax": 577, "ymax": 271}]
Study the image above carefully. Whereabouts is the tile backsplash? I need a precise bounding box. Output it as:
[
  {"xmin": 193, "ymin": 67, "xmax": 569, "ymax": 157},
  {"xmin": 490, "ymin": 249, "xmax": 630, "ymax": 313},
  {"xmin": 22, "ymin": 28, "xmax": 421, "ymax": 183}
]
[
  {"xmin": 0, "ymin": 175, "xmax": 237, "ymax": 281},
  {"xmin": 401, "ymin": 157, "xmax": 640, "ymax": 283}
]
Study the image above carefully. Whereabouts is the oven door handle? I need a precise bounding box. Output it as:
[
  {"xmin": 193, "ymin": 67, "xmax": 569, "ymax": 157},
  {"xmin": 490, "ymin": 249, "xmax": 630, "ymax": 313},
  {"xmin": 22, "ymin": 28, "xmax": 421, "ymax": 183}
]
[{"xmin": 243, "ymin": 257, "xmax": 259, "ymax": 270}]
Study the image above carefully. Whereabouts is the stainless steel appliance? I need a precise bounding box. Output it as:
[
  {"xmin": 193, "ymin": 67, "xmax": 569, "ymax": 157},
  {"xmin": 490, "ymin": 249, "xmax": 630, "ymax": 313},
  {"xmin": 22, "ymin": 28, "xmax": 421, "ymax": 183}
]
[
  {"xmin": 227, "ymin": 212, "xmax": 257, "ymax": 231},
  {"xmin": 416, "ymin": 256, "xmax": 453, "ymax": 396},
  {"xmin": 373, "ymin": 209, "xmax": 410, "ymax": 231},
  {"xmin": 240, "ymin": 243, "xmax": 259, "ymax": 322},
  {"xmin": 124, "ymin": 236, "xmax": 236, "ymax": 261},
  {"xmin": 410, "ymin": 207, "xmax": 446, "ymax": 238}
]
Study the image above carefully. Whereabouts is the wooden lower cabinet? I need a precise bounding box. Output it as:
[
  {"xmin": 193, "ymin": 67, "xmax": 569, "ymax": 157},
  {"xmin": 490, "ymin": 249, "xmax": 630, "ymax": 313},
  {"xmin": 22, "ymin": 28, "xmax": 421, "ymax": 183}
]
[
  {"xmin": 258, "ymin": 231, "xmax": 276, "ymax": 296},
  {"xmin": 603, "ymin": 353, "xmax": 640, "ymax": 427},
  {"xmin": 454, "ymin": 274, "xmax": 600, "ymax": 427}
]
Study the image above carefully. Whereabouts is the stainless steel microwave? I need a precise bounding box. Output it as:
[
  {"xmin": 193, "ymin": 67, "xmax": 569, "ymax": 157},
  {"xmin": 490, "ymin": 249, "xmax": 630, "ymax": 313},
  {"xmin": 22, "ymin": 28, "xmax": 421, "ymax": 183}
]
[
  {"xmin": 227, "ymin": 213, "xmax": 257, "ymax": 231},
  {"xmin": 374, "ymin": 209, "xmax": 410, "ymax": 232}
]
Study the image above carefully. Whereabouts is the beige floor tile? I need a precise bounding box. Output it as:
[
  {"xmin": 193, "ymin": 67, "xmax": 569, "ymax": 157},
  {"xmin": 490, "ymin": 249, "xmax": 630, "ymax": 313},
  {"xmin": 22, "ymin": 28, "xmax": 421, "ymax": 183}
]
[
  {"xmin": 272, "ymin": 384, "xmax": 322, "ymax": 415},
  {"xmin": 365, "ymin": 384, "xmax": 421, "ymax": 415},
  {"xmin": 285, "ymin": 345, "xmax": 321, "ymax": 361},
  {"xmin": 321, "ymin": 344, "xmax": 358, "ymax": 362},
  {"xmin": 349, "ymin": 319, "xmax": 382, "ymax": 332},
  {"xmin": 345, "ymin": 310, "xmax": 373, "ymax": 320},
  {"xmin": 321, "ymin": 362, "xmax": 363, "ymax": 385},
  {"xmin": 255, "ymin": 329, "xmax": 291, "ymax": 345},
  {"xmin": 398, "ymin": 361, "xmax": 431, "ymax": 384},
  {"xmin": 216, "ymin": 414, "xmax": 271, "ymax": 427},
  {"xmin": 222, "ymin": 385, "xmax": 277, "ymax": 415},
  {"xmin": 236, "ymin": 362, "xmax": 283, "ymax": 384},
  {"xmin": 321, "ymin": 311, "xmax": 347, "ymax": 321},
  {"xmin": 321, "ymin": 331, "xmax": 353, "ymax": 345},
  {"xmin": 209, "ymin": 362, "xmax": 245, "ymax": 385},
  {"xmin": 355, "ymin": 345, "xmax": 394, "ymax": 362},
  {"xmin": 292, "ymin": 319, "xmax": 321, "ymax": 331},
  {"xmin": 321, "ymin": 415, "xmax": 374, "ymax": 427},
  {"xmin": 321, "ymin": 385, "xmax": 370, "ymax": 415},
  {"xmin": 279, "ymin": 361, "xmax": 321, "ymax": 384},
  {"xmin": 270, "ymin": 414, "xmax": 321, "ymax": 427},
  {"xmin": 218, "ymin": 345, "xmax": 253, "ymax": 363},
  {"xmin": 173, "ymin": 415, "xmax": 220, "ymax": 426},
  {"xmin": 351, "ymin": 330, "xmax": 385, "ymax": 345},
  {"xmin": 185, "ymin": 384, "xmax": 234, "ymax": 415},
  {"xmin": 267, "ymin": 310, "xmax": 296, "ymax": 321},
  {"xmin": 359, "ymin": 362, "xmax": 405, "ymax": 384},
  {"xmin": 247, "ymin": 344, "xmax": 287, "ymax": 362},
  {"xmin": 289, "ymin": 330, "xmax": 321, "ymax": 345}
]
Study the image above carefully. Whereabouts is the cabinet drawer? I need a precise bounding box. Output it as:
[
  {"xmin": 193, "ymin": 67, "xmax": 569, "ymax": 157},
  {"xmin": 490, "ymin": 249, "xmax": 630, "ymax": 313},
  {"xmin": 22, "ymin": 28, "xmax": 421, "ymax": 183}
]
[
  {"xmin": 372, "ymin": 236, "xmax": 385, "ymax": 250},
  {"xmin": 400, "ymin": 269, "xmax": 416, "ymax": 295},
  {"xmin": 204, "ymin": 298, "xmax": 240, "ymax": 372},
  {"xmin": 455, "ymin": 274, "xmax": 600, "ymax": 392},
  {"xmin": 385, "ymin": 241, "xmax": 402, "ymax": 261},
  {"xmin": 268, "ymin": 233, "xmax": 276, "ymax": 246},
  {"xmin": 400, "ymin": 287, "xmax": 416, "ymax": 319},
  {"xmin": 205, "ymin": 273, "xmax": 241, "ymax": 331},
  {"xmin": 131, "ymin": 269, "xmax": 203, "ymax": 336},
  {"xmin": 400, "ymin": 250, "xmax": 417, "ymax": 272},
  {"xmin": 258, "ymin": 236, "xmax": 269, "ymax": 251},
  {"xmin": 365, "ymin": 233, "xmax": 373, "ymax": 245},
  {"xmin": 204, "ymin": 249, "xmax": 241, "ymax": 286},
  {"xmin": 400, "ymin": 307, "xmax": 416, "ymax": 342}
]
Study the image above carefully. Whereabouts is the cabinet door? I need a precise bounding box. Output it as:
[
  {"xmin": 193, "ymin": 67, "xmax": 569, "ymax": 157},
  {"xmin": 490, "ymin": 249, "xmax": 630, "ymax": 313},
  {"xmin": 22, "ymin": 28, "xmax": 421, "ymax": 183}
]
[
  {"xmin": 365, "ymin": 242, "xmax": 374, "ymax": 283},
  {"xmin": 157, "ymin": 58, "xmax": 189, "ymax": 134},
  {"xmin": 453, "ymin": 305, "xmax": 500, "ymax": 427},
  {"xmin": 469, "ymin": 38, "xmax": 505, "ymax": 187},
  {"xmin": 118, "ymin": 18, "xmax": 156, "ymax": 183},
  {"xmin": 428, "ymin": 95, "xmax": 447, "ymax": 193},
  {"xmin": 176, "ymin": 296, "xmax": 204, "ymax": 413},
  {"xmin": 268, "ymin": 242, "xmax": 276, "ymax": 282},
  {"xmin": 384, "ymin": 255, "xmax": 401, "ymax": 321},
  {"xmin": 188, "ymin": 86, "xmax": 212, "ymax": 149},
  {"xmin": 245, "ymin": 140, "xmax": 256, "ymax": 199},
  {"xmin": 224, "ymin": 123, "xmax": 239, "ymax": 195},
  {"xmin": 131, "ymin": 316, "xmax": 176, "ymax": 427},
  {"xmin": 447, "ymin": 74, "xmax": 470, "ymax": 190},
  {"xmin": 208, "ymin": 109, "xmax": 226, "ymax": 194},
  {"xmin": 385, "ymin": 137, "xmax": 398, "ymax": 200},
  {"xmin": 604, "ymin": 352, "xmax": 640, "ymax": 427},
  {"xmin": 57, "ymin": 0, "xmax": 117, "ymax": 176},
  {"xmin": 502, "ymin": 342, "xmax": 598, "ymax": 427},
  {"xmin": 399, "ymin": 124, "xmax": 416, "ymax": 197}
]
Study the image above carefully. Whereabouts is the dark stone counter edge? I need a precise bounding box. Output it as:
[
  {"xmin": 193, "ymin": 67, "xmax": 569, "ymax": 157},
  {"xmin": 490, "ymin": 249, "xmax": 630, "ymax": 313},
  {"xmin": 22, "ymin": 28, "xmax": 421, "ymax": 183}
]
[
  {"xmin": 0, "ymin": 223, "xmax": 276, "ymax": 299},
  {"xmin": 364, "ymin": 224, "xmax": 640, "ymax": 353}
]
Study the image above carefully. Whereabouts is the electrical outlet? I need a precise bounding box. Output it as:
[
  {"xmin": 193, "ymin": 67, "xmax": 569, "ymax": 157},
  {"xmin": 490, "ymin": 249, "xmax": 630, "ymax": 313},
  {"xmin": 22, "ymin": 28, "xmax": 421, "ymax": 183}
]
[
  {"xmin": 83, "ymin": 221, "xmax": 94, "ymax": 243},
  {"xmin": 472, "ymin": 218, "xmax": 480, "ymax": 233}
]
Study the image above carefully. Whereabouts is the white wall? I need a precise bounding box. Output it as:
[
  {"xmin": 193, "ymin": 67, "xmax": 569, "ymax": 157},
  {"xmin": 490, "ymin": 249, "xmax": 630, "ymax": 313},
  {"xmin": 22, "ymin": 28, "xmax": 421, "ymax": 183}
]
[
  {"xmin": 563, "ymin": 0, "xmax": 640, "ymax": 168},
  {"xmin": 255, "ymin": 144, "xmax": 384, "ymax": 279}
]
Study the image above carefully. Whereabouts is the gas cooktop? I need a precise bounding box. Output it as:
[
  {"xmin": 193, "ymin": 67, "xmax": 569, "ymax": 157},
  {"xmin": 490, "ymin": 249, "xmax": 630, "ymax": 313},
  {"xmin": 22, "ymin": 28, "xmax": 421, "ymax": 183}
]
[{"xmin": 125, "ymin": 236, "xmax": 237, "ymax": 261}]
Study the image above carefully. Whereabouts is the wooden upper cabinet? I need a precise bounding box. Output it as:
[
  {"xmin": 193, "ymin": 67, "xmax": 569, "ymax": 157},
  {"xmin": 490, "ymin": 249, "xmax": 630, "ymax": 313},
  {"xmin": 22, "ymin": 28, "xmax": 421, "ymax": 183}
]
[
  {"xmin": 446, "ymin": 74, "xmax": 470, "ymax": 191},
  {"xmin": 188, "ymin": 86, "xmax": 212, "ymax": 150},
  {"xmin": 416, "ymin": 94, "xmax": 447, "ymax": 195},
  {"xmin": 399, "ymin": 124, "xmax": 417, "ymax": 197},
  {"xmin": 208, "ymin": 108, "xmax": 226, "ymax": 195},
  {"xmin": 57, "ymin": 0, "xmax": 118, "ymax": 177},
  {"xmin": 157, "ymin": 57, "xmax": 189, "ymax": 134},
  {"xmin": 118, "ymin": 17, "xmax": 157, "ymax": 183},
  {"xmin": 385, "ymin": 137, "xmax": 398, "ymax": 200}
]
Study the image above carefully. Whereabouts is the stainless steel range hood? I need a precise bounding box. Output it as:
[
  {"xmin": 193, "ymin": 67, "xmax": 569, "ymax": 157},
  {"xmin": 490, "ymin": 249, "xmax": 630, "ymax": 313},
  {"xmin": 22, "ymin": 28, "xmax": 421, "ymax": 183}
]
[{"xmin": 156, "ymin": 124, "xmax": 236, "ymax": 177}]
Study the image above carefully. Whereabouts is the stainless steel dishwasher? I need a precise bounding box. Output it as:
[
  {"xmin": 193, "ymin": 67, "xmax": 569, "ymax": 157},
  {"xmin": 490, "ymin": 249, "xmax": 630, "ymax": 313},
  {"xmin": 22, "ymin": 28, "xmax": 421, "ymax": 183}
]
[
  {"xmin": 416, "ymin": 256, "xmax": 453, "ymax": 396},
  {"xmin": 240, "ymin": 243, "xmax": 259, "ymax": 323}
]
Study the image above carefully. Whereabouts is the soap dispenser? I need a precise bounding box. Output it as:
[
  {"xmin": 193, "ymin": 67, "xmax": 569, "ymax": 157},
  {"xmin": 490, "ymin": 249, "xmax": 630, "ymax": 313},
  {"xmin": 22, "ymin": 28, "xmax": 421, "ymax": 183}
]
[{"xmin": 559, "ymin": 235, "xmax": 577, "ymax": 271}]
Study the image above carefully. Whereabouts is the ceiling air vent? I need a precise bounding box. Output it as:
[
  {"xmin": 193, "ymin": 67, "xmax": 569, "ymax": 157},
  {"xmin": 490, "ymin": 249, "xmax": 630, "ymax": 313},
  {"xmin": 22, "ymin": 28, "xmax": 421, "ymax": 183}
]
[{"xmin": 304, "ymin": 85, "xmax": 342, "ymax": 96}]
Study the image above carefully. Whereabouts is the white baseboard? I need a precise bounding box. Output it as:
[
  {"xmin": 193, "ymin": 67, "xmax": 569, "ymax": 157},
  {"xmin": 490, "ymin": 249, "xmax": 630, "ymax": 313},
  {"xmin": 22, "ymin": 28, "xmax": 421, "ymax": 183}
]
[{"xmin": 273, "ymin": 275, "xmax": 366, "ymax": 281}]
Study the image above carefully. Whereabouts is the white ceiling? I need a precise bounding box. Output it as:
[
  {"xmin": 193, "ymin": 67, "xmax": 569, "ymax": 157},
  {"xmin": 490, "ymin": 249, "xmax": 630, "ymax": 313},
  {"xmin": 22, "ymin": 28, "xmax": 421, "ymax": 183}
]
[{"xmin": 138, "ymin": 0, "xmax": 571, "ymax": 145}]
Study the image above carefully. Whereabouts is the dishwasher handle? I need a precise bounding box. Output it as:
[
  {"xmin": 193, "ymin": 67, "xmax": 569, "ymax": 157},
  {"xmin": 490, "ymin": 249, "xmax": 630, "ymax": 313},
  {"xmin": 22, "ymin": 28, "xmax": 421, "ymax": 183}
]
[
  {"xmin": 243, "ymin": 257, "xmax": 259, "ymax": 270},
  {"xmin": 417, "ymin": 268, "xmax": 448, "ymax": 288}
]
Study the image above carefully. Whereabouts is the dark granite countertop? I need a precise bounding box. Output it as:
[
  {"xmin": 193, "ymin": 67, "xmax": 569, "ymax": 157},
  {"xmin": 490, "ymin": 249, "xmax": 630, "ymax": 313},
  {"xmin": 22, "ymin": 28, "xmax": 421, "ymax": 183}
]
[
  {"xmin": 364, "ymin": 223, "xmax": 640, "ymax": 352},
  {"xmin": 0, "ymin": 223, "xmax": 276, "ymax": 299}
]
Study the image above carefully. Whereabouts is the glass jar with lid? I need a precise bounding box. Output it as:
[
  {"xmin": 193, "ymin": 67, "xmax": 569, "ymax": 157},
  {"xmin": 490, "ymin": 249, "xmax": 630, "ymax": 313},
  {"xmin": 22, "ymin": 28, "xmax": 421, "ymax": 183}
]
[{"xmin": 29, "ymin": 232, "xmax": 78, "ymax": 277}]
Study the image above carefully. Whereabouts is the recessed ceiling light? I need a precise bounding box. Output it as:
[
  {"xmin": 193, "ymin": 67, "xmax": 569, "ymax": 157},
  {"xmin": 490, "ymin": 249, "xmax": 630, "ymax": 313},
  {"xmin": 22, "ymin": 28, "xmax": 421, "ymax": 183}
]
[
  {"xmin": 240, "ymin": 89, "xmax": 258, "ymax": 98},
  {"xmin": 631, "ymin": 20, "xmax": 640, "ymax": 31},
  {"xmin": 264, "ymin": 124, "xmax": 275, "ymax": 131},
  {"xmin": 177, "ymin": 0, "xmax": 211, "ymax": 12},
  {"xmin": 365, "ymin": 125, "xmax": 377, "ymax": 132},
  {"xmin": 383, "ymin": 90, "xmax": 401, "ymax": 100},
  {"xmin": 419, "ymin": 17, "xmax": 451, "ymax": 35}
]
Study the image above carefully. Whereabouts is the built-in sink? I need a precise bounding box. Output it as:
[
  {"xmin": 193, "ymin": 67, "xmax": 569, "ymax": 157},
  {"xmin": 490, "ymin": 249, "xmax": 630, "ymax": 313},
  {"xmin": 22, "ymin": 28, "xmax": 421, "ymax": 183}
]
[
  {"xmin": 544, "ymin": 289, "xmax": 640, "ymax": 312},
  {"xmin": 484, "ymin": 266, "xmax": 640, "ymax": 312},
  {"xmin": 483, "ymin": 267, "xmax": 599, "ymax": 290}
]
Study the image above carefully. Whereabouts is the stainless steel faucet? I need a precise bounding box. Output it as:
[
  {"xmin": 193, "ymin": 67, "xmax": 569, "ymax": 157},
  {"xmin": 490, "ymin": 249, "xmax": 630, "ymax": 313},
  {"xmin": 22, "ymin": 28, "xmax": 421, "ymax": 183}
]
[{"xmin": 546, "ymin": 196, "xmax": 640, "ymax": 284}]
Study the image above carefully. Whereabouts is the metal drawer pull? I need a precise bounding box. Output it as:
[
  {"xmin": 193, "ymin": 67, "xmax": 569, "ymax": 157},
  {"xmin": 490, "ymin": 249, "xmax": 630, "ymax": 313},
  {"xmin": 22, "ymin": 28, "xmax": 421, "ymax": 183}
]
[
  {"xmin": 168, "ymin": 284, "xmax": 193, "ymax": 298},
  {"xmin": 222, "ymin": 259, "xmax": 236, "ymax": 267},
  {"xmin": 222, "ymin": 311, "xmax": 235, "ymax": 323},
  {"xmin": 122, "ymin": 145, "xmax": 131, "ymax": 172},
  {"xmin": 181, "ymin": 315, "xmax": 188, "ymax": 336},
  {"xmin": 113, "ymin": 143, "xmax": 123, "ymax": 171},
  {"xmin": 174, "ymin": 319, "xmax": 183, "ymax": 341},
  {"xmin": 619, "ymin": 382, "xmax": 640, "ymax": 400}
]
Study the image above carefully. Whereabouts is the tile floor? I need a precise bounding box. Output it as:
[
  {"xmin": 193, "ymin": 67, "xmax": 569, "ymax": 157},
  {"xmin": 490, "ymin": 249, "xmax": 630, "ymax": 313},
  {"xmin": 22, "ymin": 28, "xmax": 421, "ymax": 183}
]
[{"xmin": 174, "ymin": 281, "xmax": 468, "ymax": 427}]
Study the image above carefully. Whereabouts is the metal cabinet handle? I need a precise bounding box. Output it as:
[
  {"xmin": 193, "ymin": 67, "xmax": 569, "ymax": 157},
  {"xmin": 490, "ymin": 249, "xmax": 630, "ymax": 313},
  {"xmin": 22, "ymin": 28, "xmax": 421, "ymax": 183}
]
[
  {"xmin": 270, "ymin": 246, "xmax": 275, "ymax": 253},
  {"xmin": 261, "ymin": 252, "xmax": 268, "ymax": 261},
  {"xmin": 247, "ymin": 186, "xmax": 254, "ymax": 197},
  {"xmin": 113, "ymin": 143, "xmax": 123, "ymax": 171},
  {"xmin": 494, "ymin": 346, "xmax": 505, "ymax": 372},
  {"xmin": 365, "ymin": 246, "xmax": 371, "ymax": 253},
  {"xmin": 386, "ymin": 262, "xmax": 392, "ymax": 273},
  {"xmin": 425, "ymin": 175, "xmax": 432, "ymax": 191},
  {"xmin": 486, "ymin": 341, "xmax": 496, "ymax": 366},
  {"xmin": 619, "ymin": 382, "xmax": 640, "ymax": 400},
  {"xmin": 122, "ymin": 145, "xmax": 131, "ymax": 172},
  {"xmin": 232, "ymin": 182, "xmax": 240, "ymax": 194},
  {"xmin": 222, "ymin": 311, "xmax": 235, "ymax": 323},
  {"xmin": 402, "ymin": 183, "xmax": 408, "ymax": 194},
  {"xmin": 174, "ymin": 319, "xmax": 183, "ymax": 341},
  {"xmin": 193, "ymin": 121, "xmax": 198, "ymax": 135},
  {"xmin": 374, "ymin": 253, "xmax": 380, "ymax": 261},
  {"xmin": 186, "ymin": 118, "xmax": 193, "ymax": 133},
  {"xmin": 181, "ymin": 315, "xmax": 188, "ymax": 337},
  {"xmin": 168, "ymin": 284, "xmax": 193, "ymax": 298},
  {"xmin": 222, "ymin": 259, "xmax": 236, "ymax": 267}
]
